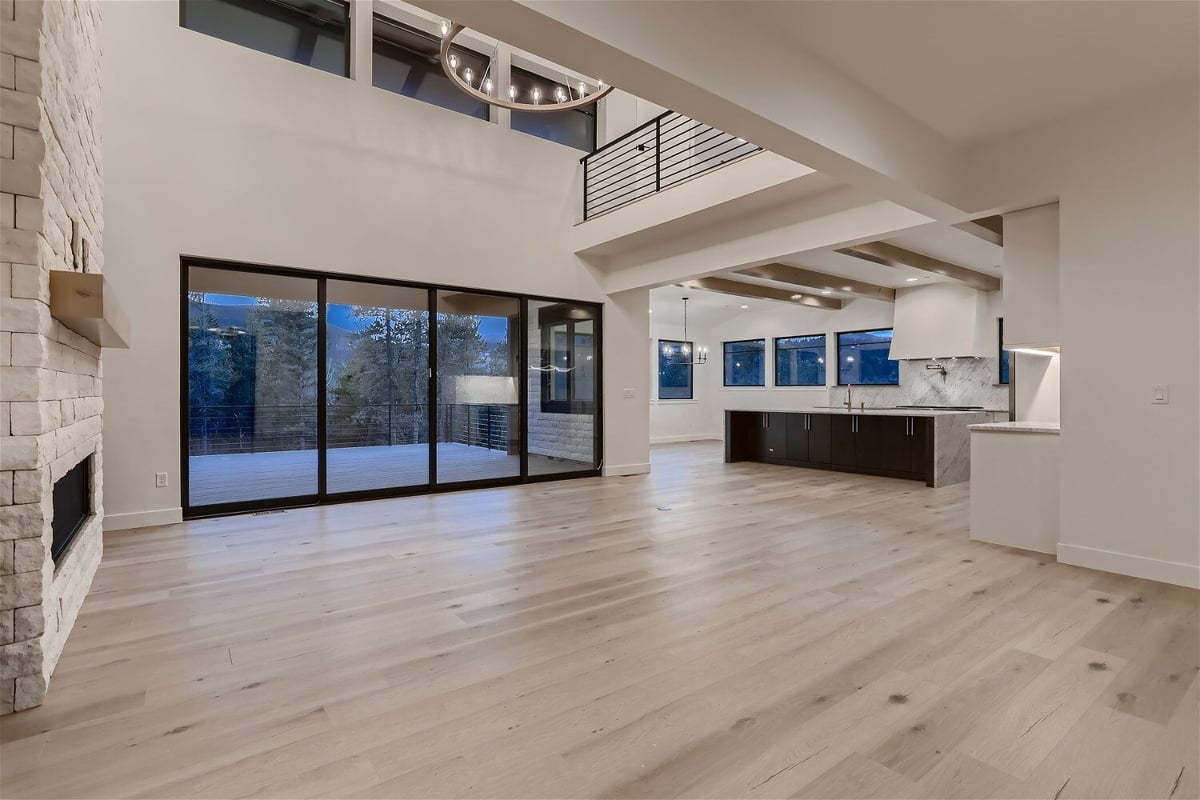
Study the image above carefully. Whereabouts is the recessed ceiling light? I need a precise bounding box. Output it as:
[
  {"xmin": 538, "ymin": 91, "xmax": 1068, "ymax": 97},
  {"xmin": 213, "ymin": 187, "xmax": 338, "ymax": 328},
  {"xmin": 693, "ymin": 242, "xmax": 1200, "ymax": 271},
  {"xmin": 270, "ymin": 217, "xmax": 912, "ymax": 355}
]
[
  {"xmin": 821, "ymin": 290, "xmax": 832, "ymax": 295},
  {"xmin": 841, "ymin": 286, "xmax": 852, "ymax": 291},
  {"xmin": 906, "ymin": 277, "xmax": 920, "ymax": 282},
  {"xmin": 739, "ymin": 304, "xmax": 749, "ymax": 309},
  {"xmin": 791, "ymin": 294, "xmax": 803, "ymax": 300}
]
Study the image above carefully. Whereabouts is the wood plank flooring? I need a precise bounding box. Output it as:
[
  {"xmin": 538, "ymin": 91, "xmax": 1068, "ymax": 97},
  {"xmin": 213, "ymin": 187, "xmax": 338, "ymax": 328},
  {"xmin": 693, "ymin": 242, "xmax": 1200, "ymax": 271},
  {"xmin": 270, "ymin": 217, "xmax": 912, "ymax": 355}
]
[{"xmin": 1, "ymin": 442, "xmax": 1196, "ymax": 799}]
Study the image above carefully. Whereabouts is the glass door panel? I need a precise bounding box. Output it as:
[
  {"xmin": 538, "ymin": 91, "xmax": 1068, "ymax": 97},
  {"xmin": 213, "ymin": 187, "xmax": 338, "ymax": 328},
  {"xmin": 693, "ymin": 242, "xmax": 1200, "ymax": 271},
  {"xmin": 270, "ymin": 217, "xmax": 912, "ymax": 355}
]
[
  {"xmin": 527, "ymin": 301, "xmax": 599, "ymax": 475},
  {"xmin": 435, "ymin": 291, "xmax": 520, "ymax": 484},
  {"xmin": 325, "ymin": 281, "xmax": 430, "ymax": 494},
  {"xmin": 186, "ymin": 267, "xmax": 319, "ymax": 508}
]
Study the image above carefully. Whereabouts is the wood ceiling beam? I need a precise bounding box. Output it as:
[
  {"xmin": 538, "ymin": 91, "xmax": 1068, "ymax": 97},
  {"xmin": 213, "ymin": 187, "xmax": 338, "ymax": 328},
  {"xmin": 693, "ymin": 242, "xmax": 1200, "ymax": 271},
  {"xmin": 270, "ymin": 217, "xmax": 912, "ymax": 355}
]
[
  {"xmin": 735, "ymin": 263, "xmax": 895, "ymax": 302},
  {"xmin": 678, "ymin": 277, "xmax": 844, "ymax": 310},
  {"xmin": 834, "ymin": 242, "xmax": 1001, "ymax": 292}
]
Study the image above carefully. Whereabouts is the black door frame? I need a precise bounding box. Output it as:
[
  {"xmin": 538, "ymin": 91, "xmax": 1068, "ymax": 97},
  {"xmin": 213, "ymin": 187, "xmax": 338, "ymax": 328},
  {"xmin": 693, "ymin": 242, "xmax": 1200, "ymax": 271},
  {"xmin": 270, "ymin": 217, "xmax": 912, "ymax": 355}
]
[{"xmin": 180, "ymin": 256, "xmax": 604, "ymax": 519}]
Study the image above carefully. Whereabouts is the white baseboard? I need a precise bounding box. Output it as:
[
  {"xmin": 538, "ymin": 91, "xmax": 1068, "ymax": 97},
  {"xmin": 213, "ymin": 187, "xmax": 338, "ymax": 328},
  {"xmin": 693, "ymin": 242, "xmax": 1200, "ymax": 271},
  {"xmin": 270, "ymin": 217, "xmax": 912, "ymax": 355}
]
[
  {"xmin": 649, "ymin": 434, "xmax": 722, "ymax": 445},
  {"xmin": 603, "ymin": 462, "xmax": 651, "ymax": 477},
  {"xmin": 1057, "ymin": 542, "xmax": 1200, "ymax": 589},
  {"xmin": 104, "ymin": 507, "xmax": 183, "ymax": 532}
]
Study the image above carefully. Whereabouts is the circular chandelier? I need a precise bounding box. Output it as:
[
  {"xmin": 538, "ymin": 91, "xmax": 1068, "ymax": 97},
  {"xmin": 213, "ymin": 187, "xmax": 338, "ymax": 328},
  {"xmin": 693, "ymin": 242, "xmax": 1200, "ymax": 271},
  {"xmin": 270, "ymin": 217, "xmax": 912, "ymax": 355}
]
[{"xmin": 438, "ymin": 22, "xmax": 615, "ymax": 112}]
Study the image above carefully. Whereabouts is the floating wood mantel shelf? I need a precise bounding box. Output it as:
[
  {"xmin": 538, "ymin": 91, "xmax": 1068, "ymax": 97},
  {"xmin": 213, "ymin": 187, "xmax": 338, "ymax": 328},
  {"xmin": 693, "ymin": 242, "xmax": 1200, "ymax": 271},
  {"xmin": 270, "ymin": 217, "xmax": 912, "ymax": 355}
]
[{"xmin": 48, "ymin": 271, "xmax": 131, "ymax": 348}]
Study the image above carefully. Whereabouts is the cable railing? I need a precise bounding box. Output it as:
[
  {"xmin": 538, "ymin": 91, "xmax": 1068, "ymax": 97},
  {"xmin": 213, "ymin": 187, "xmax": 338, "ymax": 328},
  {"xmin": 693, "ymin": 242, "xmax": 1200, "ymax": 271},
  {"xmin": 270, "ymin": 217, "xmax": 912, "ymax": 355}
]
[
  {"xmin": 580, "ymin": 110, "xmax": 761, "ymax": 220},
  {"xmin": 188, "ymin": 403, "xmax": 513, "ymax": 456}
]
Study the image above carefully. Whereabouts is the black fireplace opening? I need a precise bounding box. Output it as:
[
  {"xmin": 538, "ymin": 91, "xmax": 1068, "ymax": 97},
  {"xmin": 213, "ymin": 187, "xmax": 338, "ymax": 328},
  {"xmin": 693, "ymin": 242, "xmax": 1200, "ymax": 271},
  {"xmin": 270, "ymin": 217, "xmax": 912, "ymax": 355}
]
[{"xmin": 52, "ymin": 457, "xmax": 92, "ymax": 563}]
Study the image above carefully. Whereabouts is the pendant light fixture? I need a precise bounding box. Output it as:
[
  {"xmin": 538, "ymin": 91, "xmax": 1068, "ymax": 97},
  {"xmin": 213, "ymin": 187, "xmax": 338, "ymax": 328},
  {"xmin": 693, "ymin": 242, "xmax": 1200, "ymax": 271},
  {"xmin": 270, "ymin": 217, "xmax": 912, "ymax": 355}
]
[{"xmin": 663, "ymin": 296, "xmax": 707, "ymax": 365}]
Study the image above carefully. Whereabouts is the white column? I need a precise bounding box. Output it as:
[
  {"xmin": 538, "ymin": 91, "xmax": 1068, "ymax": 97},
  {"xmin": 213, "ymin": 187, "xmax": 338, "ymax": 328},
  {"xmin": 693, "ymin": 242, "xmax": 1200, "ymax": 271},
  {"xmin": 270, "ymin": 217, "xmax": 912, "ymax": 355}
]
[{"xmin": 350, "ymin": 0, "xmax": 373, "ymax": 83}]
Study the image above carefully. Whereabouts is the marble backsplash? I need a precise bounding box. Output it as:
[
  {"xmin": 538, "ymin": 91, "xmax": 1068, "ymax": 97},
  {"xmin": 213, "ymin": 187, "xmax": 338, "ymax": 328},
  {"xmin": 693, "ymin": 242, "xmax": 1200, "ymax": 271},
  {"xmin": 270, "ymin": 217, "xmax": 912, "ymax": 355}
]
[{"xmin": 829, "ymin": 357, "xmax": 1010, "ymax": 410}]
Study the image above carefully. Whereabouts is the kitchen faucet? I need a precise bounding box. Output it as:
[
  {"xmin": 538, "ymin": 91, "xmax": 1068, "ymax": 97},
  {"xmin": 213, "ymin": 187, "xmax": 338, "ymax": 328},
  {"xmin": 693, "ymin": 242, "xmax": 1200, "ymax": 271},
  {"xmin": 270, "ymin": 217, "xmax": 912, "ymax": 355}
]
[{"xmin": 843, "ymin": 386, "xmax": 853, "ymax": 411}]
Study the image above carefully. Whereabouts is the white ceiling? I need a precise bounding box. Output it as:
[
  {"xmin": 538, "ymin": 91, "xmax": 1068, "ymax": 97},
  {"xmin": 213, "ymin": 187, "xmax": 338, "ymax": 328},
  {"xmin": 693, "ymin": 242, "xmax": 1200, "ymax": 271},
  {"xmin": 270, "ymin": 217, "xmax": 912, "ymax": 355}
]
[
  {"xmin": 748, "ymin": 0, "xmax": 1199, "ymax": 144},
  {"xmin": 650, "ymin": 284, "xmax": 785, "ymax": 328}
]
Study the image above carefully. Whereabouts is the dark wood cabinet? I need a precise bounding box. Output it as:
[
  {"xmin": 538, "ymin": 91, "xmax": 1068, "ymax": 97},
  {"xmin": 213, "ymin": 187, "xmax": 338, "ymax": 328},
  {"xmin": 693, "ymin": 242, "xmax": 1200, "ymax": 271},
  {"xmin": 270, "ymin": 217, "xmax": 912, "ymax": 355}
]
[
  {"xmin": 785, "ymin": 414, "xmax": 809, "ymax": 462},
  {"xmin": 762, "ymin": 413, "xmax": 787, "ymax": 462},
  {"xmin": 725, "ymin": 410, "xmax": 932, "ymax": 485},
  {"xmin": 830, "ymin": 415, "xmax": 856, "ymax": 467}
]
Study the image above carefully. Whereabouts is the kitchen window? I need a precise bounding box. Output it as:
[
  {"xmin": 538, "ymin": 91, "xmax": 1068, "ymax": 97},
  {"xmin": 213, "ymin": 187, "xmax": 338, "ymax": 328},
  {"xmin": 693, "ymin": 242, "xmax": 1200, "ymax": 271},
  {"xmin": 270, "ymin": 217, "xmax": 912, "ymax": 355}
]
[
  {"xmin": 658, "ymin": 340, "xmax": 693, "ymax": 400},
  {"xmin": 837, "ymin": 329, "xmax": 899, "ymax": 385},
  {"xmin": 998, "ymin": 317, "xmax": 1010, "ymax": 384},
  {"xmin": 775, "ymin": 334, "xmax": 826, "ymax": 386},
  {"xmin": 723, "ymin": 339, "xmax": 766, "ymax": 387},
  {"xmin": 180, "ymin": 0, "xmax": 350, "ymax": 77}
]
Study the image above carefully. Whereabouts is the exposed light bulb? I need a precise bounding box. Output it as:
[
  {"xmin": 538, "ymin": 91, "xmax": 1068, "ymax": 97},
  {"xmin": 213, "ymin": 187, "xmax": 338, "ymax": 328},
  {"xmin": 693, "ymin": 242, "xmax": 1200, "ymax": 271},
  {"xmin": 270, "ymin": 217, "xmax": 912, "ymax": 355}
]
[
  {"xmin": 598, "ymin": 79, "xmax": 606, "ymax": 88},
  {"xmin": 555, "ymin": 87, "xmax": 567, "ymax": 102},
  {"xmin": 441, "ymin": 20, "xmax": 451, "ymax": 36},
  {"xmin": 483, "ymin": 78, "xmax": 493, "ymax": 94},
  {"xmin": 578, "ymin": 81, "xmax": 587, "ymax": 96},
  {"xmin": 532, "ymin": 87, "xmax": 541, "ymax": 103},
  {"xmin": 448, "ymin": 54, "xmax": 458, "ymax": 70},
  {"xmin": 463, "ymin": 68, "xmax": 473, "ymax": 86},
  {"xmin": 509, "ymin": 84, "xmax": 517, "ymax": 100}
]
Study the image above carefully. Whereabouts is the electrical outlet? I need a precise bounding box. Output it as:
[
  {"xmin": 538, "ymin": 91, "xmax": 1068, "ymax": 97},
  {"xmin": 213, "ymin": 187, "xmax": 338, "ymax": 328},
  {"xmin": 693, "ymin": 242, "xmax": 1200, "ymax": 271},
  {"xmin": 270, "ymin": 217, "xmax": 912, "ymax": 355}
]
[
  {"xmin": 623, "ymin": 388, "xmax": 637, "ymax": 399},
  {"xmin": 155, "ymin": 472, "xmax": 168, "ymax": 488},
  {"xmin": 1152, "ymin": 384, "xmax": 1169, "ymax": 405}
]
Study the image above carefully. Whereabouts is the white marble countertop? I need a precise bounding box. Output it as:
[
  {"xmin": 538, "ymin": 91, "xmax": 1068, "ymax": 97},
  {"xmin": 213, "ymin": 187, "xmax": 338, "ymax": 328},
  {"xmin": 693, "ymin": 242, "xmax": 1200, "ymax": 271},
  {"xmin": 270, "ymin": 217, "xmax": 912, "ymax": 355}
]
[
  {"xmin": 970, "ymin": 421, "xmax": 1060, "ymax": 434},
  {"xmin": 727, "ymin": 407, "xmax": 989, "ymax": 417}
]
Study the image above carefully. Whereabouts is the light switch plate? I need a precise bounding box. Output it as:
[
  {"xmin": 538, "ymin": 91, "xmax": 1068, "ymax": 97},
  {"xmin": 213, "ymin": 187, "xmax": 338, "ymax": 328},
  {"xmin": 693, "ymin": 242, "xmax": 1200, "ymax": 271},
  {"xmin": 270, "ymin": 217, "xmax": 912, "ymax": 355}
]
[
  {"xmin": 155, "ymin": 472, "xmax": 168, "ymax": 487},
  {"xmin": 623, "ymin": 388, "xmax": 637, "ymax": 399},
  {"xmin": 1152, "ymin": 384, "xmax": 1169, "ymax": 404}
]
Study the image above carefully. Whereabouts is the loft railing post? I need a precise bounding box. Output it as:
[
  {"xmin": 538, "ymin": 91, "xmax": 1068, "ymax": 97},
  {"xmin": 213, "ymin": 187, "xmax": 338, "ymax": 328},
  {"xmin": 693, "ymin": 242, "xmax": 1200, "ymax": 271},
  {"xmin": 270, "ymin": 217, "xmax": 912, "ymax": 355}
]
[
  {"xmin": 582, "ymin": 157, "xmax": 589, "ymax": 220},
  {"xmin": 654, "ymin": 116, "xmax": 662, "ymax": 193}
]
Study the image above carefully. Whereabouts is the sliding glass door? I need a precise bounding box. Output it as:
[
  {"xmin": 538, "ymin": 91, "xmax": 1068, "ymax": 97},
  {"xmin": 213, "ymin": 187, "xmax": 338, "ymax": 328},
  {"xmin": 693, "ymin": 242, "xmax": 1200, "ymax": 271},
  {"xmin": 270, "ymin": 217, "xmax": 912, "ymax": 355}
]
[
  {"xmin": 527, "ymin": 300, "xmax": 600, "ymax": 475},
  {"xmin": 435, "ymin": 291, "xmax": 520, "ymax": 485},
  {"xmin": 326, "ymin": 281, "xmax": 430, "ymax": 494},
  {"xmin": 186, "ymin": 268, "xmax": 319, "ymax": 509},
  {"xmin": 183, "ymin": 261, "xmax": 601, "ymax": 517}
]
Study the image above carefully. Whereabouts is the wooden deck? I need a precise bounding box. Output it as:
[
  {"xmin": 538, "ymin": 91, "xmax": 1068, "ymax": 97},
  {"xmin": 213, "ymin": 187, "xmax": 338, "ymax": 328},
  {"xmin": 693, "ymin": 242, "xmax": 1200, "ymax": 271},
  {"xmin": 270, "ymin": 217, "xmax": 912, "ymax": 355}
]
[
  {"xmin": 189, "ymin": 443, "xmax": 590, "ymax": 505},
  {"xmin": 3, "ymin": 443, "xmax": 1195, "ymax": 798}
]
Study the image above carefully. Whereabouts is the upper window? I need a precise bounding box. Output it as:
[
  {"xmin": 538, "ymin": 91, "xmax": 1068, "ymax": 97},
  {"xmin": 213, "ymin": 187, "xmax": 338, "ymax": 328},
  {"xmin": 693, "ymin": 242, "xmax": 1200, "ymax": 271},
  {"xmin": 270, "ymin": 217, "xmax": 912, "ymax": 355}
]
[
  {"xmin": 509, "ymin": 66, "xmax": 597, "ymax": 152},
  {"xmin": 837, "ymin": 329, "xmax": 899, "ymax": 385},
  {"xmin": 372, "ymin": 15, "xmax": 492, "ymax": 120},
  {"xmin": 658, "ymin": 340, "xmax": 693, "ymax": 400},
  {"xmin": 998, "ymin": 317, "xmax": 1010, "ymax": 385},
  {"xmin": 775, "ymin": 334, "xmax": 826, "ymax": 387},
  {"xmin": 723, "ymin": 339, "xmax": 766, "ymax": 387},
  {"xmin": 538, "ymin": 305, "xmax": 595, "ymax": 414},
  {"xmin": 180, "ymin": 0, "xmax": 350, "ymax": 77}
]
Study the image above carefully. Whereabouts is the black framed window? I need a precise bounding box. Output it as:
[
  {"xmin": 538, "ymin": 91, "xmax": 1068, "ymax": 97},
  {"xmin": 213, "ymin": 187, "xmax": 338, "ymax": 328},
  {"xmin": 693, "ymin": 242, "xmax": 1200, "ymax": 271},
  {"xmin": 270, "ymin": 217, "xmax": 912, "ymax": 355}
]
[
  {"xmin": 372, "ymin": 15, "xmax": 492, "ymax": 120},
  {"xmin": 658, "ymin": 340, "xmax": 693, "ymax": 400},
  {"xmin": 509, "ymin": 66, "xmax": 597, "ymax": 152},
  {"xmin": 998, "ymin": 317, "xmax": 1010, "ymax": 385},
  {"xmin": 775, "ymin": 334, "xmax": 826, "ymax": 386},
  {"xmin": 180, "ymin": 0, "xmax": 350, "ymax": 77},
  {"xmin": 837, "ymin": 329, "xmax": 899, "ymax": 385},
  {"xmin": 538, "ymin": 305, "xmax": 595, "ymax": 414},
  {"xmin": 723, "ymin": 339, "xmax": 766, "ymax": 387}
]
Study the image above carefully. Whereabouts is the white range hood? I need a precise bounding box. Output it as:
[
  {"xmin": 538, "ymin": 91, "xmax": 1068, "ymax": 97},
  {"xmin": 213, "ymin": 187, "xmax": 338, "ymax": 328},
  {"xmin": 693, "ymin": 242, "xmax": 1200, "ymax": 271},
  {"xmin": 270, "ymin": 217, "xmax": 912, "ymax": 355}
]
[{"xmin": 889, "ymin": 282, "xmax": 991, "ymax": 360}]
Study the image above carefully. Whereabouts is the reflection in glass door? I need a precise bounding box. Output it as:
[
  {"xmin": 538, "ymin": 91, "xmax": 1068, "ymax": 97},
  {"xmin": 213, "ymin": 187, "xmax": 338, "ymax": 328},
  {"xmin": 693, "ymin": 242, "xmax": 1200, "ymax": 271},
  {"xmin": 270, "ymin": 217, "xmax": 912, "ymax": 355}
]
[
  {"xmin": 527, "ymin": 301, "xmax": 599, "ymax": 475},
  {"xmin": 325, "ymin": 281, "xmax": 429, "ymax": 494},
  {"xmin": 435, "ymin": 291, "xmax": 521, "ymax": 484},
  {"xmin": 186, "ymin": 268, "xmax": 319, "ymax": 509}
]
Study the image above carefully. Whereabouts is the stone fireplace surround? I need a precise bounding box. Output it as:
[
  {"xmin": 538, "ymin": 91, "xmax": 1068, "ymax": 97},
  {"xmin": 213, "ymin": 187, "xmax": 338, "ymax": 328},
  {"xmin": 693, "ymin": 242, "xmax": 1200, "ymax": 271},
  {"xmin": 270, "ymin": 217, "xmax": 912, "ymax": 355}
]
[{"xmin": 1, "ymin": 0, "xmax": 105, "ymax": 714}]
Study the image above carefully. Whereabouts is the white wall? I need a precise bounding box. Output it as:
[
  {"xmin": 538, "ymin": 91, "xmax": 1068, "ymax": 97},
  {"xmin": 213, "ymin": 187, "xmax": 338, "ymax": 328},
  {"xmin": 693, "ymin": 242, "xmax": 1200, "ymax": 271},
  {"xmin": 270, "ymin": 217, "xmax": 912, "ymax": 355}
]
[
  {"xmin": 100, "ymin": 1, "xmax": 648, "ymax": 527},
  {"xmin": 971, "ymin": 78, "xmax": 1200, "ymax": 587},
  {"xmin": 1015, "ymin": 352, "xmax": 1060, "ymax": 424},
  {"xmin": 649, "ymin": 316, "xmax": 717, "ymax": 443}
]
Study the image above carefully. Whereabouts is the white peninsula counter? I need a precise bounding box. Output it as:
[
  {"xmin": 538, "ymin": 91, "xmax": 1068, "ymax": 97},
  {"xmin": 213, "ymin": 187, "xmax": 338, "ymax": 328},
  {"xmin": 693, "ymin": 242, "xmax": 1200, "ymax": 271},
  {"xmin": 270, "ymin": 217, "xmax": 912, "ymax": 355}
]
[{"xmin": 969, "ymin": 421, "xmax": 1061, "ymax": 554}]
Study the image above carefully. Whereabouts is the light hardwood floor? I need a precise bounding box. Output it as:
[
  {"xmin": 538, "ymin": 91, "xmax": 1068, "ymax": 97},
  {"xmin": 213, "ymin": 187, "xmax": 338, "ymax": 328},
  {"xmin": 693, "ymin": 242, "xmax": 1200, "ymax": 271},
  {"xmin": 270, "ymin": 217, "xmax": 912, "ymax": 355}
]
[{"xmin": 2, "ymin": 442, "xmax": 1196, "ymax": 799}]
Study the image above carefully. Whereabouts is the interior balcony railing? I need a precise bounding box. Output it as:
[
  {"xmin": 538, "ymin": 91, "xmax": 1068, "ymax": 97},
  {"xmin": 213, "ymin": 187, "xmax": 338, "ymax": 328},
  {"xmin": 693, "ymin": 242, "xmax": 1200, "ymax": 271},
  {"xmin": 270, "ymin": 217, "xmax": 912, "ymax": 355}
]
[{"xmin": 581, "ymin": 110, "xmax": 762, "ymax": 220}]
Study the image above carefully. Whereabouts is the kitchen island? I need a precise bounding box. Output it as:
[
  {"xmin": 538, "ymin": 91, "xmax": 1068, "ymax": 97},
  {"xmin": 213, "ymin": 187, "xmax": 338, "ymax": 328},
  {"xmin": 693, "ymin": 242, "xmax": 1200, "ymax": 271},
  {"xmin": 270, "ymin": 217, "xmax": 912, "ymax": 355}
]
[{"xmin": 724, "ymin": 408, "xmax": 987, "ymax": 487}]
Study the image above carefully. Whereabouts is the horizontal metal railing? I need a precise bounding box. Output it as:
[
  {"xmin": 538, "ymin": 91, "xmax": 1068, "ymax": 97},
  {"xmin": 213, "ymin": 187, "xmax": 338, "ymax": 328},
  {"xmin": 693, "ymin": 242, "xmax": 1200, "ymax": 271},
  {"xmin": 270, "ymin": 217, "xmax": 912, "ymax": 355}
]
[
  {"xmin": 580, "ymin": 110, "xmax": 761, "ymax": 220},
  {"xmin": 188, "ymin": 403, "xmax": 513, "ymax": 456}
]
